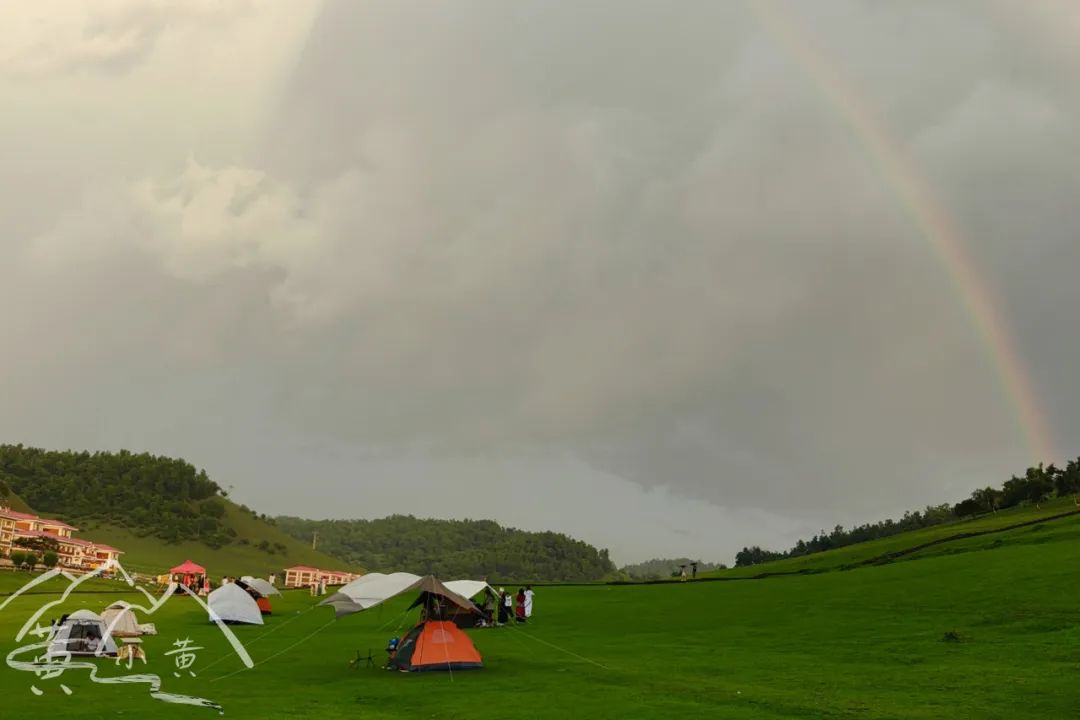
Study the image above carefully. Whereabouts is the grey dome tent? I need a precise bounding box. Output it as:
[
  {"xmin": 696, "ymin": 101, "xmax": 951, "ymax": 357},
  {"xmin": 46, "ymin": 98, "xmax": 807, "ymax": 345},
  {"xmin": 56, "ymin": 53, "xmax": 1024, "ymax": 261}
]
[{"xmin": 49, "ymin": 609, "xmax": 119, "ymax": 658}]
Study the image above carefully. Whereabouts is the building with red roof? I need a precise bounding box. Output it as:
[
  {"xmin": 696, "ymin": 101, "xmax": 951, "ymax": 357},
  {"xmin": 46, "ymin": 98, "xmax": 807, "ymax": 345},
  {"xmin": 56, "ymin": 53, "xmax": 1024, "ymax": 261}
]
[
  {"xmin": 0, "ymin": 506, "xmax": 122, "ymax": 571},
  {"xmin": 283, "ymin": 565, "xmax": 360, "ymax": 589}
]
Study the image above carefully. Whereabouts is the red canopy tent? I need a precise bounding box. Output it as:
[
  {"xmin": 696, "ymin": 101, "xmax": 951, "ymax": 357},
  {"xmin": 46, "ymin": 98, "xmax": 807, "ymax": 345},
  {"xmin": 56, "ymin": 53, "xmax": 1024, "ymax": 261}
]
[{"xmin": 170, "ymin": 560, "xmax": 206, "ymax": 575}]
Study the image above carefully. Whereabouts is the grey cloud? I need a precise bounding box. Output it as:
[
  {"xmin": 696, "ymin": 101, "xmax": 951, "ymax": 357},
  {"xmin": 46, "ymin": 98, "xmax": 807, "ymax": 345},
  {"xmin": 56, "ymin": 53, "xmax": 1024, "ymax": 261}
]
[{"xmin": 2, "ymin": 0, "xmax": 1079, "ymax": 561}]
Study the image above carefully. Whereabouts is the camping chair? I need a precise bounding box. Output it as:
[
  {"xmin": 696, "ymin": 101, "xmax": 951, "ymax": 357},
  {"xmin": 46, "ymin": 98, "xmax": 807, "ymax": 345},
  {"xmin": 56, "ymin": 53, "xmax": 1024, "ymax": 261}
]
[{"xmin": 349, "ymin": 649, "xmax": 375, "ymax": 670}]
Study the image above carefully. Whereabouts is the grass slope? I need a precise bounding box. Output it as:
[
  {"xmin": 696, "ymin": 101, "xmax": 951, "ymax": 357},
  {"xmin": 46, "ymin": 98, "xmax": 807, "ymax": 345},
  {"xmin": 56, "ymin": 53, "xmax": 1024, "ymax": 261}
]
[
  {"xmin": 1, "ymin": 511, "xmax": 1079, "ymax": 718},
  {"xmin": 704, "ymin": 495, "xmax": 1080, "ymax": 579},
  {"xmin": 19, "ymin": 501, "xmax": 359, "ymax": 580}
]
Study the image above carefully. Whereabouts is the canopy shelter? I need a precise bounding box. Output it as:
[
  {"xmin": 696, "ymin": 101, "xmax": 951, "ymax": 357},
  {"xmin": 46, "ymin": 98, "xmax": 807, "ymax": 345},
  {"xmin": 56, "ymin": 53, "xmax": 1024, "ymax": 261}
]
[
  {"xmin": 101, "ymin": 602, "xmax": 142, "ymax": 638},
  {"xmin": 321, "ymin": 572, "xmax": 422, "ymax": 617},
  {"xmin": 170, "ymin": 560, "xmax": 205, "ymax": 575},
  {"xmin": 240, "ymin": 577, "xmax": 281, "ymax": 597},
  {"xmin": 322, "ymin": 574, "xmax": 484, "ymax": 672},
  {"xmin": 207, "ymin": 583, "xmax": 264, "ymax": 625},
  {"xmin": 443, "ymin": 580, "xmax": 498, "ymax": 628},
  {"xmin": 49, "ymin": 610, "xmax": 119, "ymax": 659},
  {"xmin": 169, "ymin": 560, "xmax": 207, "ymax": 595}
]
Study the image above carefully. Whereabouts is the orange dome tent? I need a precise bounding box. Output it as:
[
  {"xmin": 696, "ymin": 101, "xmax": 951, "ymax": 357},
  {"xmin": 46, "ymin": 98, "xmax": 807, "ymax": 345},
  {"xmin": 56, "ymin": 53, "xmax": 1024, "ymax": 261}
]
[{"xmin": 389, "ymin": 621, "xmax": 483, "ymax": 672}]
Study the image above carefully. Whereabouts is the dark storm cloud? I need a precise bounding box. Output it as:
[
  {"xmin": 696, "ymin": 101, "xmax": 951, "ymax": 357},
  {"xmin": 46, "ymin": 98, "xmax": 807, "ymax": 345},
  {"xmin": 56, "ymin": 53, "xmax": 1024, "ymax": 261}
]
[{"xmin": 2, "ymin": 0, "xmax": 1078, "ymax": 560}]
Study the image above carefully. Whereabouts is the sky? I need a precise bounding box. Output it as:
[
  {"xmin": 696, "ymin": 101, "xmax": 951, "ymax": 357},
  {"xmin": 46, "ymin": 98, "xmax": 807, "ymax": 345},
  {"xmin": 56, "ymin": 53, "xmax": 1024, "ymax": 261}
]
[{"xmin": 1, "ymin": 0, "xmax": 1078, "ymax": 565}]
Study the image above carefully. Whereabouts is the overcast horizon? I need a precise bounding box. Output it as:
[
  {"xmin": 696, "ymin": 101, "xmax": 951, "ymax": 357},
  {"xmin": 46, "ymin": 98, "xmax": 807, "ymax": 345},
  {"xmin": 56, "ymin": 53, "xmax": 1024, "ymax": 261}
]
[{"xmin": 2, "ymin": 1, "xmax": 1078, "ymax": 565}]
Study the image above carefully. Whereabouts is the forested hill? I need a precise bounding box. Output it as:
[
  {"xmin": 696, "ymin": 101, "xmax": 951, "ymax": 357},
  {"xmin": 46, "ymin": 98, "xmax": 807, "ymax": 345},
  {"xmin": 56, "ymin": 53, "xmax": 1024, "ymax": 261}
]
[
  {"xmin": 274, "ymin": 515, "xmax": 617, "ymax": 581},
  {"xmin": 0, "ymin": 444, "xmax": 232, "ymax": 546}
]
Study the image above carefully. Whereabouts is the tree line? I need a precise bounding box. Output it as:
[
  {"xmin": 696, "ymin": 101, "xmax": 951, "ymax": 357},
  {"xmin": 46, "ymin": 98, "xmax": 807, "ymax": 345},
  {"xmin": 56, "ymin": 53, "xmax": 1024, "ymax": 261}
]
[
  {"xmin": 274, "ymin": 514, "xmax": 618, "ymax": 582},
  {"xmin": 618, "ymin": 557, "xmax": 726, "ymax": 580},
  {"xmin": 735, "ymin": 459, "xmax": 1080, "ymax": 568},
  {"xmin": 0, "ymin": 444, "xmax": 233, "ymax": 548}
]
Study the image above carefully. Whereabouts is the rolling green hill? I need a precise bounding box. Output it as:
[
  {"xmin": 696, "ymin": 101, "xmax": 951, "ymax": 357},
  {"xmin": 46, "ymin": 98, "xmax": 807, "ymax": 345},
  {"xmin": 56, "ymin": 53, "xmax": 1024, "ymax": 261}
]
[
  {"xmin": 75, "ymin": 502, "xmax": 361, "ymax": 579},
  {"xmin": 702, "ymin": 495, "xmax": 1080, "ymax": 580},
  {"xmin": 0, "ymin": 445, "xmax": 358, "ymax": 579},
  {"xmin": 2, "ymin": 494, "xmax": 1079, "ymax": 718}
]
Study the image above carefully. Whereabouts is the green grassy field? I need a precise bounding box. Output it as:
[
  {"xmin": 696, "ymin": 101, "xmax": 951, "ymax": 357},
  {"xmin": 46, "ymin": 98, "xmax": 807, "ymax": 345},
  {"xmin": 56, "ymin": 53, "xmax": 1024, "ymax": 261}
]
[{"xmin": 2, "ymin": 510, "xmax": 1079, "ymax": 718}]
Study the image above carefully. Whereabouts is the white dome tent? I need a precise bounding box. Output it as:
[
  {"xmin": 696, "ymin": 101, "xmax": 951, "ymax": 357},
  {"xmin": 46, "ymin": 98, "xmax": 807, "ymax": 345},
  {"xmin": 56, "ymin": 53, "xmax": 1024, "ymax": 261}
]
[
  {"xmin": 207, "ymin": 583, "xmax": 264, "ymax": 625},
  {"xmin": 101, "ymin": 602, "xmax": 142, "ymax": 638}
]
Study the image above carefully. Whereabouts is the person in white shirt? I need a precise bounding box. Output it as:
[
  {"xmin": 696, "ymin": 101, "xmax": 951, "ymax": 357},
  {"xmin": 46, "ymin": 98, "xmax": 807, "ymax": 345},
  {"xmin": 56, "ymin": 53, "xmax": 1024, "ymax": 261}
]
[{"xmin": 524, "ymin": 586, "xmax": 534, "ymax": 618}]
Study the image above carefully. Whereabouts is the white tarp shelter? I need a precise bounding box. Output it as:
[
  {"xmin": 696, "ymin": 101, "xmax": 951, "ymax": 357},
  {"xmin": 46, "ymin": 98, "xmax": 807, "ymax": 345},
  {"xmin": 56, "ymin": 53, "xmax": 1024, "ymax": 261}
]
[
  {"xmin": 207, "ymin": 583, "xmax": 264, "ymax": 625},
  {"xmin": 49, "ymin": 609, "xmax": 119, "ymax": 658},
  {"xmin": 444, "ymin": 580, "xmax": 497, "ymax": 601},
  {"xmin": 320, "ymin": 572, "xmax": 425, "ymax": 617},
  {"xmin": 240, "ymin": 577, "xmax": 281, "ymax": 597},
  {"xmin": 321, "ymin": 574, "xmax": 496, "ymax": 618},
  {"xmin": 101, "ymin": 602, "xmax": 142, "ymax": 638}
]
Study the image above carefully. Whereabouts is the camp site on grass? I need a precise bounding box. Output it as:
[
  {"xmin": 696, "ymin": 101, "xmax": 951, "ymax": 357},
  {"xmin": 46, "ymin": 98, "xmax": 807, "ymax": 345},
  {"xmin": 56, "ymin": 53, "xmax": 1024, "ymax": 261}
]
[
  {"xmin": 3, "ymin": 493, "xmax": 1080, "ymax": 717},
  {"xmin": 321, "ymin": 573, "xmax": 486, "ymax": 672}
]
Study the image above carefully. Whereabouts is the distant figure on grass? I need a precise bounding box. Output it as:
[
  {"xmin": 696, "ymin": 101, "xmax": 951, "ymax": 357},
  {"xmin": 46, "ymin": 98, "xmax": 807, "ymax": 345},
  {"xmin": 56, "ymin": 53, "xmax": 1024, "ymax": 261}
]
[
  {"xmin": 679, "ymin": 566, "xmax": 687, "ymax": 582},
  {"xmin": 498, "ymin": 588, "xmax": 512, "ymax": 625},
  {"xmin": 524, "ymin": 586, "xmax": 534, "ymax": 619},
  {"xmin": 201, "ymin": 577, "xmax": 210, "ymax": 597},
  {"xmin": 515, "ymin": 588, "xmax": 526, "ymax": 623},
  {"xmin": 384, "ymin": 637, "xmax": 399, "ymax": 669},
  {"xmin": 320, "ymin": 578, "xmax": 327, "ymax": 596},
  {"xmin": 310, "ymin": 581, "xmax": 319, "ymax": 598}
]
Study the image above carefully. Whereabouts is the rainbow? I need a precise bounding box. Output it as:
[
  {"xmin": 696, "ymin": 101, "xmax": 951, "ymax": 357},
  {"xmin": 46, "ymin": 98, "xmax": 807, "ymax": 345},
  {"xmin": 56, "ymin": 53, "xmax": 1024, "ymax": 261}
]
[{"xmin": 747, "ymin": 0, "xmax": 1056, "ymax": 463}]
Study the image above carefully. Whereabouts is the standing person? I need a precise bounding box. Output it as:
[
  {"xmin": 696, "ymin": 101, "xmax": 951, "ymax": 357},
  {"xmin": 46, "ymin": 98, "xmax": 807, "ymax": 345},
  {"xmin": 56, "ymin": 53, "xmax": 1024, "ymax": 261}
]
[
  {"xmin": 497, "ymin": 589, "xmax": 510, "ymax": 625},
  {"xmin": 201, "ymin": 576, "xmax": 210, "ymax": 596},
  {"xmin": 524, "ymin": 586, "xmax": 534, "ymax": 619},
  {"xmin": 319, "ymin": 577, "xmax": 327, "ymax": 596},
  {"xmin": 515, "ymin": 588, "xmax": 526, "ymax": 623}
]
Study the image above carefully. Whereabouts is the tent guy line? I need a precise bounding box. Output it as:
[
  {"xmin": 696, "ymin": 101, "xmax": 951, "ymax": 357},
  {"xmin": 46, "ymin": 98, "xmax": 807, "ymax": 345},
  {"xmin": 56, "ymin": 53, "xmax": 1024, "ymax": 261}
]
[
  {"xmin": 196, "ymin": 605, "xmax": 318, "ymax": 675},
  {"xmin": 210, "ymin": 618, "xmax": 338, "ymax": 684},
  {"xmin": 501, "ymin": 622, "xmax": 611, "ymax": 671}
]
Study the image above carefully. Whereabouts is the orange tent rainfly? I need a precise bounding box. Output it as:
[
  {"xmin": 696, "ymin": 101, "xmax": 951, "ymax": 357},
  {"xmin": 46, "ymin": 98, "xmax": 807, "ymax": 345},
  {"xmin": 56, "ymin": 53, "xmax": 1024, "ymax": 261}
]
[{"xmin": 391, "ymin": 620, "xmax": 483, "ymax": 672}]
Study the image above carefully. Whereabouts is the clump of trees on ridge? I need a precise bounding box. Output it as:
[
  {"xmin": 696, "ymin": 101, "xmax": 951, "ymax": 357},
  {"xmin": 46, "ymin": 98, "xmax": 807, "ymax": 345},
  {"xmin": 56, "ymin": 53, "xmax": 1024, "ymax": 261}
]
[
  {"xmin": 619, "ymin": 558, "xmax": 726, "ymax": 580},
  {"xmin": 274, "ymin": 515, "xmax": 617, "ymax": 582},
  {"xmin": 735, "ymin": 459, "xmax": 1080, "ymax": 567}
]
